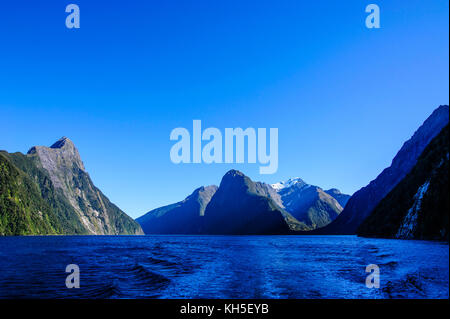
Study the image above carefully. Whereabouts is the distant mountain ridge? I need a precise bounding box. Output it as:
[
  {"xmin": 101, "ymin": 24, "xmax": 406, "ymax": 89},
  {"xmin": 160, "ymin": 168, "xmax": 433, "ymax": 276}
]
[
  {"xmin": 324, "ymin": 188, "xmax": 350, "ymax": 208},
  {"xmin": 137, "ymin": 171, "xmax": 348, "ymax": 234},
  {"xmin": 136, "ymin": 185, "xmax": 218, "ymax": 234},
  {"xmin": 1, "ymin": 137, "xmax": 143, "ymax": 235},
  {"xmin": 318, "ymin": 105, "xmax": 449, "ymax": 235}
]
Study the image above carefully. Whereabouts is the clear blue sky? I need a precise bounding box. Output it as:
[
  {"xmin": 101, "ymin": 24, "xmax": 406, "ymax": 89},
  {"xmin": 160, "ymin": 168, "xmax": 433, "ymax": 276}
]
[{"xmin": 1, "ymin": 1, "xmax": 448, "ymax": 218}]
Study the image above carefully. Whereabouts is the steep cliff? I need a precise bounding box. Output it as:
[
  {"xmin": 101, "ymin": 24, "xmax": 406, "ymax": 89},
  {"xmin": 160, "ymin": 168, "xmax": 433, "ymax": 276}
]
[
  {"xmin": 357, "ymin": 124, "xmax": 449, "ymax": 240},
  {"xmin": 319, "ymin": 105, "xmax": 449, "ymax": 234},
  {"xmin": 0, "ymin": 137, "xmax": 143, "ymax": 235}
]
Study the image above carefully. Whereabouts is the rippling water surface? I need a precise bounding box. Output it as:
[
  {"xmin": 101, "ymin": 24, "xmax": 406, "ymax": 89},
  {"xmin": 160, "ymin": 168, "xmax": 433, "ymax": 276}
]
[{"xmin": 0, "ymin": 235, "xmax": 448, "ymax": 299}]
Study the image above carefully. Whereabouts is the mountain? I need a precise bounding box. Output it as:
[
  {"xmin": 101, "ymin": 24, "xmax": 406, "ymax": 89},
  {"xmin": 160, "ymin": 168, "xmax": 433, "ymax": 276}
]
[
  {"xmin": 0, "ymin": 137, "xmax": 143, "ymax": 235},
  {"xmin": 271, "ymin": 178, "xmax": 307, "ymax": 191},
  {"xmin": 319, "ymin": 105, "xmax": 449, "ymax": 234},
  {"xmin": 357, "ymin": 124, "xmax": 449, "ymax": 240},
  {"xmin": 202, "ymin": 170, "xmax": 307, "ymax": 234},
  {"xmin": 0, "ymin": 153, "xmax": 61, "ymax": 235},
  {"xmin": 324, "ymin": 188, "xmax": 351, "ymax": 208},
  {"xmin": 137, "ymin": 173, "xmax": 350, "ymax": 235},
  {"xmin": 137, "ymin": 171, "xmax": 308, "ymax": 235},
  {"xmin": 271, "ymin": 178, "xmax": 347, "ymax": 229},
  {"xmin": 136, "ymin": 185, "xmax": 218, "ymax": 234}
]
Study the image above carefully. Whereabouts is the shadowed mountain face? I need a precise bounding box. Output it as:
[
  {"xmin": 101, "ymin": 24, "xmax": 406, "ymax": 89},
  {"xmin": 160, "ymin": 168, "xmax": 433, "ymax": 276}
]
[
  {"xmin": 136, "ymin": 173, "xmax": 350, "ymax": 234},
  {"xmin": 0, "ymin": 137, "xmax": 143, "ymax": 235},
  {"xmin": 137, "ymin": 171, "xmax": 310, "ymax": 235},
  {"xmin": 271, "ymin": 178, "xmax": 348, "ymax": 230},
  {"xmin": 203, "ymin": 170, "xmax": 304, "ymax": 234},
  {"xmin": 319, "ymin": 105, "xmax": 449, "ymax": 235},
  {"xmin": 357, "ymin": 124, "xmax": 449, "ymax": 241},
  {"xmin": 136, "ymin": 185, "xmax": 218, "ymax": 234}
]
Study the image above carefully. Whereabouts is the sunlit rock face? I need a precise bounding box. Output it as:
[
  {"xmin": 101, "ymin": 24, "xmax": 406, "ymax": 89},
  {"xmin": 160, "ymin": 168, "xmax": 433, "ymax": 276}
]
[{"xmin": 26, "ymin": 137, "xmax": 143, "ymax": 235}]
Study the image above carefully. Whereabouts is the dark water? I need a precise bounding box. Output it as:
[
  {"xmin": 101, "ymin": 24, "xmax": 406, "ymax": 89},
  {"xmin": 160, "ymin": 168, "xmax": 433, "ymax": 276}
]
[{"xmin": 0, "ymin": 235, "xmax": 448, "ymax": 299}]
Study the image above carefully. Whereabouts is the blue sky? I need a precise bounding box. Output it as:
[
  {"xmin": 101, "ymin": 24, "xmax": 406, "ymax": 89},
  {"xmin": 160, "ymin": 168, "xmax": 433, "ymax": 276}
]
[{"xmin": 0, "ymin": 1, "xmax": 448, "ymax": 218}]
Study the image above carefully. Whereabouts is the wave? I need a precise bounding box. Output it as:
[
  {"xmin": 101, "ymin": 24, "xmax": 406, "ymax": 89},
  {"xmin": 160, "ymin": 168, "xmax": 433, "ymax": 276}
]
[
  {"xmin": 379, "ymin": 261, "xmax": 398, "ymax": 269},
  {"xmin": 78, "ymin": 282, "xmax": 121, "ymax": 299},
  {"xmin": 382, "ymin": 273, "xmax": 426, "ymax": 298},
  {"xmin": 129, "ymin": 264, "xmax": 170, "ymax": 287}
]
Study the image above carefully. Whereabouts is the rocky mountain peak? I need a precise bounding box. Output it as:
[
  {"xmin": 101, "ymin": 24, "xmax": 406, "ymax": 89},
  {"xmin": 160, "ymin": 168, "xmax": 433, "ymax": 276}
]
[
  {"xmin": 192, "ymin": 185, "xmax": 218, "ymax": 195},
  {"xmin": 28, "ymin": 137, "xmax": 85, "ymax": 172},
  {"xmin": 271, "ymin": 177, "xmax": 306, "ymax": 190},
  {"xmin": 50, "ymin": 136, "xmax": 74, "ymax": 149},
  {"xmin": 223, "ymin": 169, "xmax": 245, "ymax": 179},
  {"xmin": 186, "ymin": 185, "xmax": 218, "ymax": 203},
  {"xmin": 3, "ymin": 137, "xmax": 143, "ymax": 235},
  {"xmin": 220, "ymin": 169, "xmax": 248, "ymax": 187}
]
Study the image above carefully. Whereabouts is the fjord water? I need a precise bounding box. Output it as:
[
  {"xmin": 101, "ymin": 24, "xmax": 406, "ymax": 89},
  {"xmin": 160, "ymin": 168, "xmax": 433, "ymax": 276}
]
[{"xmin": 0, "ymin": 235, "xmax": 448, "ymax": 299}]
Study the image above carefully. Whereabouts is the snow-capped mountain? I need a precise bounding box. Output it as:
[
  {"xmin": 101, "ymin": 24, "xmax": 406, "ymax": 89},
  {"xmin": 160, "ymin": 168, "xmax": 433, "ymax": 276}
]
[
  {"xmin": 271, "ymin": 178, "xmax": 350, "ymax": 229},
  {"xmin": 271, "ymin": 178, "xmax": 307, "ymax": 191}
]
